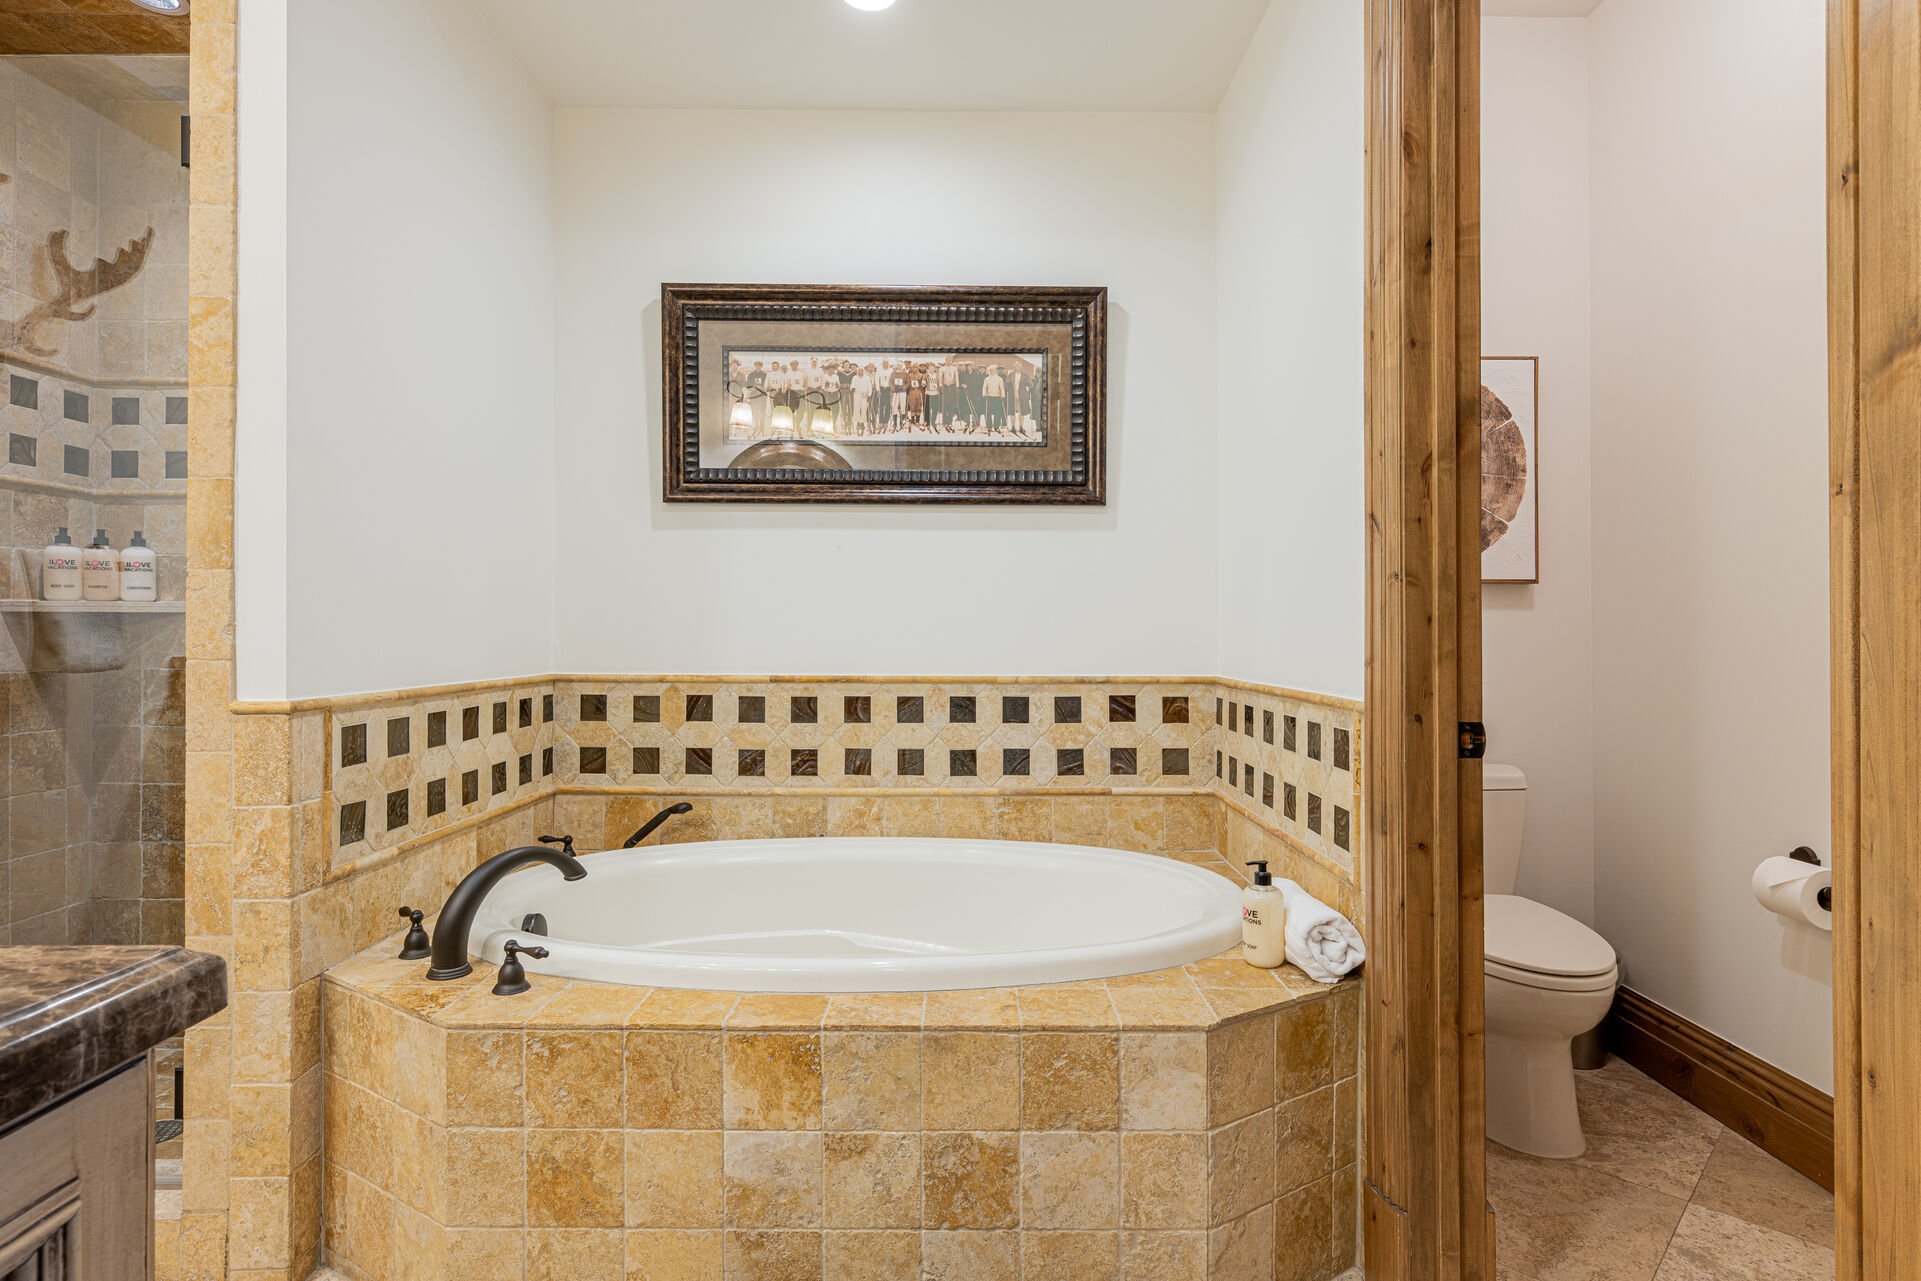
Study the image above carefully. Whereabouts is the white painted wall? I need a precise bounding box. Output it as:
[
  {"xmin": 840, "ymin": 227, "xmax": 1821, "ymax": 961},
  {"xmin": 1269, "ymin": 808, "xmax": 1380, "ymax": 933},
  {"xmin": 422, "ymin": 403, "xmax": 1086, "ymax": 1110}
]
[
  {"xmin": 550, "ymin": 109, "xmax": 1219, "ymax": 677},
  {"xmin": 253, "ymin": 0, "xmax": 558, "ymax": 698},
  {"xmin": 1480, "ymin": 18, "xmax": 1596, "ymax": 924},
  {"xmin": 1215, "ymin": 0, "xmax": 1366, "ymax": 701},
  {"xmin": 1587, "ymin": 0, "xmax": 1830, "ymax": 1089}
]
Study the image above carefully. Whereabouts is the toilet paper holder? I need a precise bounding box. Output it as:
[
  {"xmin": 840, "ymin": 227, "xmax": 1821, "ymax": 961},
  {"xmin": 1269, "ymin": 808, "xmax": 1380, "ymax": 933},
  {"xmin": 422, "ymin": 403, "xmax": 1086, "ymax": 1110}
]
[{"xmin": 1786, "ymin": 846, "xmax": 1832, "ymax": 911}]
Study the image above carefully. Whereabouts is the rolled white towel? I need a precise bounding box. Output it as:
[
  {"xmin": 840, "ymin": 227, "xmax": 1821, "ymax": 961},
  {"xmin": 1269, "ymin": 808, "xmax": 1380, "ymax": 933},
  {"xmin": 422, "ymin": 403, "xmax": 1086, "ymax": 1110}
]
[{"xmin": 1275, "ymin": 879, "xmax": 1366, "ymax": 983}]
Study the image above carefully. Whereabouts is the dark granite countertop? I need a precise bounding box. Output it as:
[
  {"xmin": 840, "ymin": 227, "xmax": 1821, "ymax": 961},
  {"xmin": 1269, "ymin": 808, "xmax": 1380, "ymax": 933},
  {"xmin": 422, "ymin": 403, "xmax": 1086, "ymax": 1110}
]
[{"xmin": 0, "ymin": 945, "xmax": 227, "ymax": 1133}]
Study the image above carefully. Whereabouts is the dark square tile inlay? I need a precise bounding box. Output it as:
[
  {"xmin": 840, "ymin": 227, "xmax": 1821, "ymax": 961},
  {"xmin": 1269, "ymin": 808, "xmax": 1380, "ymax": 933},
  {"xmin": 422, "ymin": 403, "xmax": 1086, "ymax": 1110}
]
[
  {"xmin": 110, "ymin": 449, "xmax": 139, "ymax": 478},
  {"xmin": 896, "ymin": 695, "xmax": 923, "ymax": 724},
  {"xmin": 685, "ymin": 693, "xmax": 713, "ymax": 722},
  {"xmin": 542, "ymin": 747, "xmax": 554, "ymax": 777},
  {"xmin": 426, "ymin": 778, "xmax": 447, "ymax": 818},
  {"xmin": 462, "ymin": 770, "xmax": 480, "ymax": 807},
  {"xmin": 1111, "ymin": 747, "xmax": 1137, "ymax": 776},
  {"xmin": 948, "ymin": 696, "xmax": 975, "ymax": 724},
  {"xmin": 1108, "ymin": 694, "xmax": 1136, "ymax": 723},
  {"xmin": 1054, "ymin": 695, "xmax": 1081, "ymax": 724},
  {"xmin": 518, "ymin": 754, "xmax": 533, "ymax": 786},
  {"xmin": 462, "ymin": 706, "xmax": 480, "ymax": 741},
  {"xmin": 112, "ymin": 396, "xmax": 140, "ymax": 425},
  {"xmin": 844, "ymin": 747, "xmax": 872, "ymax": 777},
  {"xmin": 63, "ymin": 445, "xmax": 88, "ymax": 477},
  {"xmin": 738, "ymin": 748, "xmax": 765, "ymax": 777},
  {"xmin": 1334, "ymin": 806, "xmax": 1351, "ymax": 851},
  {"xmin": 164, "ymin": 451, "xmax": 188, "ymax": 479},
  {"xmin": 844, "ymin": 695, "xmax": 871, "ymax": 724},
  {"xmin": 577, "ymin": 748, "xmax": 606, "ymax": 777},
  {"xmin": 8, "ymin": 375, "xmax": 36, "ymax": 408},
  {"xmin": 1243, "ymin": 704, "xmax": 1254, "ymax": 737},
  {"xmin": 1307, "ymin": 721, "xmax": 1323, "ymax": 761},
  {"xmin": 1228, "ymin": 703, "xmax": 1238, "ymax": 733},
  {"xmin": 1001, "ymin": 695, "xmax": 1028, "ymax": 724},
  {"xmin": 519, "ymin": 697, "xmax": 533, "ymax": 728},
  {"xmin": 948, "ymin": 749, "xmax": 977, "ymax": 778},
  {"xmin": 491, "ymin": 760, "xmax": 509, "ymax": 793},
  {"xmin": 385, "ymin": 788, "xmax": 409, "ymax": 832},
  {"xmin": 790, "ymin": 748, "xmax": 818, "ymax": 777},
  {"xmin": 427, "ymin": 710, "xmax": 447, "ymax": 748},
  {"xmin": 633, "ymin": 695, "xmax": 660, "ymax": 722},
  {"xmin": 685, "ymin": 747, "xmax": 712, "ymax": 776},
  {"xmin": 166, "ymin": 395, "xmax": 188, "ymax": 424},
  {"xmin": 1057, "ymin": 747, "xmax": 1085, "ymax": 777},
  {"xmin": 633, "ymin": 746, "xmax": 660, "ymax": 775},
  {"xmin": 340, "ymin": 723, "xmax": 367, "ymax": 768},
  {"xmin": 1263, "ymin": 711, "xmax": 1275, "ymax": 744},
  {"xmin": 339, "ymin": 801, "xmax": 366, "ymax": 846},
  {"xmin": 896, "ymin": 748, "xmax": 924, "ymax": 777},
  {"xmin": 1284, "ymin": 783, "xmax": 1298, "ymax": 820},
  {"xmin": 791, "ymin": 696, "xmax": 818, "ymax": 725},
  {"xmin": 543, "ymin": 693, "xmax": 555, "ymax": 723},
  {"xmin": 1001, "ymin": 747, "xmax": 1030, "ymax": 777},
  {"xmin": 1308, "ymin": 792, "xmax": 1323, "ymax": 834},
  {"xmin": 8, "ymin": 434, "xmax": 34, "ymax": 467},
  {"xmin": 1162, "ymin": 748, "xmax": 1189, "ymax": 776},
  {"xmin": 1163, "ymin": 696, "xmax": 1189, "ymax": 724},
  {"xmin": 580, "ymin": 693, "xmax": 608, "ymax": 722},
  {"xmin": 386, "ymin": 716, "xmax": 409, "ymax": 758},
  {"xmin": 739, "ymin": 695, "xmax": 765, "ymax": 724},
  {"xmin": 63, "ymin": 389, "xmax": 88, "ymax": 422},
  {"xmin": 1333, "ymin": 727, "xmax": 1351, "ymax": 771},
  {"xmin": 1262, "ymin": 774, "xmax": 1275, "ymax": 808},
  {"xmin": 492, "ymin": 701, "xmax": 508, "ymax": 734},
  {"xmin": 1283, "ymin": 715, "xmax": 1298, "ymax": 752}
]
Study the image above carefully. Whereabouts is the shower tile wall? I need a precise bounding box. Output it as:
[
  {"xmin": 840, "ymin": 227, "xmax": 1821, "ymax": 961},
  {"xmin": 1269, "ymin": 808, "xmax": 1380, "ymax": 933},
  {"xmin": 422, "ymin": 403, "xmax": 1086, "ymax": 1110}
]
[{"xmin": 0, "ymin": 56, "xmax": 188, "ymax": 944}]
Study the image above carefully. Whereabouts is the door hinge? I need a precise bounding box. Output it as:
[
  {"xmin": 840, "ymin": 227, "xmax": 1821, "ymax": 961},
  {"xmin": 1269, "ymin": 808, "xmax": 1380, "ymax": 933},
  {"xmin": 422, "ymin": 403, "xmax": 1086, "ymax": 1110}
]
[{"xmin": 1458, "ymin": 722, "xmax": 1487, "ymax": 759}]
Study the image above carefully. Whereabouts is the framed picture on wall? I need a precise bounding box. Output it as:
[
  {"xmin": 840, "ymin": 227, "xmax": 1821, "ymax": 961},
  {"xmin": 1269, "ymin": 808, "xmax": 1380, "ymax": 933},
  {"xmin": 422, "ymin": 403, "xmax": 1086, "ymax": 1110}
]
[
  {"xmin": 1480, "ymin": 355, "xmax": 1539, "ymax": 583},
  {"xmin": 662, "ymin": 283, "xmax": 1106, "ymax": 504}
]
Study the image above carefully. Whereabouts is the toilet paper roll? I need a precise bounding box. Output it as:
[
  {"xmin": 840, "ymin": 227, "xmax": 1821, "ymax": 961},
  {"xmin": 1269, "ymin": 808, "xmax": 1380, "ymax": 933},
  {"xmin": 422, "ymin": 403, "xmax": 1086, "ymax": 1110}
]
[{"xmin": 1751, "ymin": 856, "xmax": 1832, "ymax": 932}]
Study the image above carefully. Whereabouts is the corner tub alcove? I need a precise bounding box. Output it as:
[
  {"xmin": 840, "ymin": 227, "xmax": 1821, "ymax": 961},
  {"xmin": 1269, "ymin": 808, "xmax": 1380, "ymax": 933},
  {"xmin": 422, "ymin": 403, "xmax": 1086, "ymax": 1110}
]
[{"xmin": 322, "ymin": 937, "xmax": 1360, "ymax": 1281}]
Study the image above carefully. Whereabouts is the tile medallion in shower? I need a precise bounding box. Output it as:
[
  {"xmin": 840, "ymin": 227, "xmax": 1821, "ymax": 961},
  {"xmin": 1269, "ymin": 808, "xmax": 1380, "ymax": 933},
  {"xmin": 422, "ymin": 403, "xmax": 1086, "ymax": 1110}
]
[
  {"xmin": 0, "ymin": 360, "xmax": 188, "ymax": 496},
  {"xmin": 554, "ymin": 679, "xmax": 1218, "ymax": 792},
  {"xmin": 1213, "ymin": 682, "xmax": 1362, "ymax": 872},
  {"xmin": 327, "ymin": 682, "xmax": 559, "ymax": 871}
]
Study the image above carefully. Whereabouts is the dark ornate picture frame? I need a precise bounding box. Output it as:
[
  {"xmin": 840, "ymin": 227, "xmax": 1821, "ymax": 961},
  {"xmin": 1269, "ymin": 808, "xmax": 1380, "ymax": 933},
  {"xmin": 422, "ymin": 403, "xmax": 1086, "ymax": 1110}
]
[{"xmin": 662, "ymin": 283, "xmax": 1107, "ymax": 504}]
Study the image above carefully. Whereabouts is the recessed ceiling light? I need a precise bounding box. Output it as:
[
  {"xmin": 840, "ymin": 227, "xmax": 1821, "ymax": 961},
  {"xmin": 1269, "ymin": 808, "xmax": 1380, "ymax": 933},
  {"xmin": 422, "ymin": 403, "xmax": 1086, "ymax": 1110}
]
[
  {"xmin": 844, "ymin": 0, "xmax": 897, "ymax": 10},
  {"xmin": 128, "ymin": 0, "xmax": 186, "ymax": 12}
]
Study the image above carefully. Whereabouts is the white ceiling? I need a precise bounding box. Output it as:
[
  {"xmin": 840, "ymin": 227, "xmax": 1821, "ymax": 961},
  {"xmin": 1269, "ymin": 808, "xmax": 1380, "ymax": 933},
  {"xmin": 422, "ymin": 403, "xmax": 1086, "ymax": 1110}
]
[
  {"xmin": 1481, "ymin": 0, "xmax": 1605, "ymax": 16},
  {"xmin": 466, "ymin": 0, "xmax": 1274, "ymax": 112}
]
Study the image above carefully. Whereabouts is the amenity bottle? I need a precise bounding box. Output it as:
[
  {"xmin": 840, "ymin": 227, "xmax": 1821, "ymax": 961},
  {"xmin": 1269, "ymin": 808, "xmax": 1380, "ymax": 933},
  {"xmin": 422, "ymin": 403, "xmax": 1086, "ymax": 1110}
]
[
  {"xmin": 118, "ymin": 531, "xmax": 156, "ymax": 602},
  {"xmin": 1241, "ymin": 860, "xmax": 1287, "ymax": 969},
  {"xmin": 41, "ymin": 527, "xmax": 81, "ymax": 601},
  {"xmin": 81, "ymin": 529, "xmax": 118, "ymax": 602}
]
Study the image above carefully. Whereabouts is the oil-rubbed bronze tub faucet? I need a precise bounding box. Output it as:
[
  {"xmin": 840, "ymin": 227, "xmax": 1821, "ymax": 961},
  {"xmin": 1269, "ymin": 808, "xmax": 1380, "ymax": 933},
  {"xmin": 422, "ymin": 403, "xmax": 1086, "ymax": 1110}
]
[
  {"xmin": 620, "ymin": 801, "xmax": 694, "ymax": 848},
  {"xmin": 424, "ymin": 843, "xmax": 588, "ymax": 981}
]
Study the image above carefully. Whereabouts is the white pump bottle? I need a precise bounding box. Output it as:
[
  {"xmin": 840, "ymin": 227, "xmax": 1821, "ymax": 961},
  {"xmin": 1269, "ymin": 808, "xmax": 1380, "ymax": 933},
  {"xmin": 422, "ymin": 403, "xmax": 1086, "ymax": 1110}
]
[{"xmin": 1240, "ymin": 860, "xmax": 1288, "ymax": 969}]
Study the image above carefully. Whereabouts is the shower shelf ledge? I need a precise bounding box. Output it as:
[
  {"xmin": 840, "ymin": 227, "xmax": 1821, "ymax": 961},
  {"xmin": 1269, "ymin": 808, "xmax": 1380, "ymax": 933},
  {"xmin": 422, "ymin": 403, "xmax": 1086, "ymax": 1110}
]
[{"xmin": 0, "ymin": 600, "xmax": 185, "ymax": 614}]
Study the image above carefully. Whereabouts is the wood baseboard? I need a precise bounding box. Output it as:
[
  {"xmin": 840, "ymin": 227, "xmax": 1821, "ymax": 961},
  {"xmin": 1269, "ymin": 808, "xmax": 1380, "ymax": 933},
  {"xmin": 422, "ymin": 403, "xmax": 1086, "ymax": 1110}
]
[{"xmin": 1604, "ymin": 987, "xmax": 1833, "ymax": 1190}]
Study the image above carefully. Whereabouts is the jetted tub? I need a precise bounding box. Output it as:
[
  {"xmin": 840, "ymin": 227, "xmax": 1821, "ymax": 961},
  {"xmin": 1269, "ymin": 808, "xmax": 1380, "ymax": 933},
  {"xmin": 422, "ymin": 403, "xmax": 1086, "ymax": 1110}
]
[{"xmin": 471, "ymin": 837, "xmax": 1243, "ymax": 992}]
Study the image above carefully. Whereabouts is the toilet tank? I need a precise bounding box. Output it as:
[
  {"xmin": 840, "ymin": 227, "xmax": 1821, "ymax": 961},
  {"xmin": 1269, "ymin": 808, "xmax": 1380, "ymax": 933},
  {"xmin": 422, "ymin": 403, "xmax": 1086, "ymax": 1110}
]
[{"xmin": 1482, "ymin": 763, "xmax": 1527, "ymax": 896}]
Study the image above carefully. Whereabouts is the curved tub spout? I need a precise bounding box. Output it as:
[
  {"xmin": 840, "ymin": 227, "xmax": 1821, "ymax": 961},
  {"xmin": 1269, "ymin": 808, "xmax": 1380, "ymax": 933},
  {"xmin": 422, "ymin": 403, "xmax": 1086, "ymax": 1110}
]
[
  {"xmin": 621, "ymin": 801, "xmax": 695, "ymax": 849},
  {"xmin": 425, "ymin": 844, "xmax": 587, "ymax": 980}
]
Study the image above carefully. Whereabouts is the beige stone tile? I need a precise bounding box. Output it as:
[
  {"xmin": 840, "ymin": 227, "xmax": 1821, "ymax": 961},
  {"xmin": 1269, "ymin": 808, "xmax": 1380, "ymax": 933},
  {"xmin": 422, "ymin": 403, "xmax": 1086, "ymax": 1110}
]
[
  {"xmin": 731, "ymin": 993, "xmax": 829, "ymax": 1030},
  {"xmin": 823, "ymin": 1229, "xmax": 921, "ymax": 1281},
  {"xmin": 1688, "ymin": 1132, "xmax": 1834, "ymax": 1250},
  {"xmin": 1487, "ymin": 1141, "xmax": 1687, "ymax": 1281},
  {"xmin": 1275, "ymin": 1086, "xmax": 1336, "ymax": 1195},
  {"xmin": 1121, "ymin": 1032, "xmax": 1208, "ymax": 1132},
  {"xmin": 1650, "ymin": 1205, "xmax": 1834, "ymax": 1281},
  {"xmin": 1110, "ymin": 986, "xmax": 1214, "ymax": 1030},
  {"xmin": 1208, "ymin": 1014, "xmax": 1278, "ymax": 1126},
  {"xmin": 446, "ymin": 1128, "xmax": 525, "ymax": 1227},
  {"xmin": 1121, "ymin": 1228, "xmax": 1206, "ymax": 1279},
  {"xmin": 626, "ymin": 1228, "xmax": 723, "ymax": 1281},
  {"xmin": 626, "ymin": 1130, "xmax": 723, "ymax": 1229},
  {"xmin": 524, "ymin": 1030, "xmax": 623, "ymax": 1128},
  {"xmin": 526, "ymin": 1130, "xmax": 624, "ymax": 1228},
  {"xmin": 633, "ymin": 988, "xmax": 739, "ymax": 1029},
  {"xmin": 823, "ymin": 993, "xmax": 925, "ymax": 1031},
  {"xmin": 446, "ymin": 1030, "xmax": 525, "ymax": 1127},
  {"xmin": 923, "ymin": 1132, "xmax": 1020, "ymax": 1230},
  {"xmin": 1022, "ymin": 1230, "xmax": 1121, "ymax": 1280},
  {"xmin": 1561, "ymin": 1059, "xmax": 1724, "ymax": 1201},
  {"xmin": 824, "ymin": 1132, "xmax": 922, "ymax": 1229},
  {"xmin": 1208, "ymin": 1108, "xmax": 1276, "ymax": 1227},
  {"xmin": 1018, "ymin": 987, "xmax": 1118, "ymax": 1030},
  {"xmin": 443, "ymin": 1226, "xmax": 525, "ymax": 1278},
  {"xmin": 526, "ymin": 1228, "xmax": 622, "ymax": 1281},
  {"xmin": 1207, "ymin": 1203, "xmax": 1275, "ymax": 1281},
  {"xmin": 823, "ymin": 1032, "xmax": 920, "ymax": 1131},
  {"xmin": 725, "ymin": 1131, "xmax": 824, "ymax": 1228},
  {"xmin": 922, "ymin": 1229, "xmax": 1018, "ymax": 1281},
  {"xmin": 725, "ymin": 1228, "xmax": 824, "ymax": 1280},
  {"xmin": 526, "ymin": 981, "xmax": 649, "ymax": 1027},
  {"xmin": 1021, "ymin": 1131, "xmax": 1121, "ymax": 1231},
  {"xmin": 626, "ymin": 1030, "xmax": 723, "ymax": 1129},
  {"xmin": 923, "ymin": 989, "xmax": 1019, "ymax": 1030},
  {"xmin": 1021, "ymin": 1031, "xmax": 1120, "ymax": 1130},
  {"xmin": 725, "ymin": 1032, "xmax": 823, "ymax": 1130},
  {"xmin": 1122, "ymin": 1131, "xmax": 1207, "ymax": 1230},
  {"xmin": 1276, "ymin": 997, "xmax": 1339, "ymax": 1097},
  {"xmin": 1274, "ymin": 1175, "xmax": 1336, "ymax": 1281},
  {"xmin": 922, "ymin": 1033, "xmax": 1019, "ymax": 1131}
]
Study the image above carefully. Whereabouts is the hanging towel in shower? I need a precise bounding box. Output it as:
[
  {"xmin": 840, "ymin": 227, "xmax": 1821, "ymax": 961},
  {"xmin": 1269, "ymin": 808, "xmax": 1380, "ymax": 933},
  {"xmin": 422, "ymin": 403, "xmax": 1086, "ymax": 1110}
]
[{"xmin": 1276, "ymin": 880, "xmax": 1366, "ymax": 983}]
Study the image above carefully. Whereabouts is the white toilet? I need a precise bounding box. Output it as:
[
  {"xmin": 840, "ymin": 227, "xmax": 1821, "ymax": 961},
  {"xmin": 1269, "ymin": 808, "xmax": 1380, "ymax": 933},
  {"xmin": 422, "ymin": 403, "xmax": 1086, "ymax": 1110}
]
[{"xmin": 1483, "ymin": 764, "xmax": 1619, "ymax": 1159}]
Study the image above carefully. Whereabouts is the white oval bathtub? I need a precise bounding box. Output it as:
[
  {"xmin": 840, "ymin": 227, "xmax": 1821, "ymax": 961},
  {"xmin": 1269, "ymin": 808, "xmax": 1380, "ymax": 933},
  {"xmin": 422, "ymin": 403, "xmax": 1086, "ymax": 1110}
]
[{"xmin": 469, "ymin": 837, "xmax": 1242, "ymax": 992}]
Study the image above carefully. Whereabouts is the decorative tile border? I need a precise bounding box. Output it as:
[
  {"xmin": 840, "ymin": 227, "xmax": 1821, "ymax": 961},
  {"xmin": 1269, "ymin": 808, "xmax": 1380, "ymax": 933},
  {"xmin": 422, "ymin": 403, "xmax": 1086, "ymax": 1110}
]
[
  {"xmin": 0, "ymin": 354, "xmax": 190, "ymax": 495},
  {"xmin": 307, "ymin": 675, "xmax": 1363, "ymax": 884}
]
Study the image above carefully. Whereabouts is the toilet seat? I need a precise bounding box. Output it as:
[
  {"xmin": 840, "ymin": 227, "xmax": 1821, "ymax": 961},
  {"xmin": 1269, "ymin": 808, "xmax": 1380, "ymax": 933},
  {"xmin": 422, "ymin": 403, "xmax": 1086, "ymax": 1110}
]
[{"xmin": 1484, "ymin": 894, "xmax": 1616, "ymax": 992}]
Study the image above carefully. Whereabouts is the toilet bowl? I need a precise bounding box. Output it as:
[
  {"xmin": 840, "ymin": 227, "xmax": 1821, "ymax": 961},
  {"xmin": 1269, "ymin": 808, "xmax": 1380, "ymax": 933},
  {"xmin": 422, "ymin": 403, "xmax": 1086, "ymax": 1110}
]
[{"xmin": 1482, "ymin": 765, "xmax": 1619, "ymax": 1159}]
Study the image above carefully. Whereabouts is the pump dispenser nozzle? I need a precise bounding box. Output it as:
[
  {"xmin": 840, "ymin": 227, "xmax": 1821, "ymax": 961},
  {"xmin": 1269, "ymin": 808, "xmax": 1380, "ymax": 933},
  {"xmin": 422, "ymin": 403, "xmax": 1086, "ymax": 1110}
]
[{"xmin": 1244, "ymin": 860, "xmax": 1273, "ymax": 887}]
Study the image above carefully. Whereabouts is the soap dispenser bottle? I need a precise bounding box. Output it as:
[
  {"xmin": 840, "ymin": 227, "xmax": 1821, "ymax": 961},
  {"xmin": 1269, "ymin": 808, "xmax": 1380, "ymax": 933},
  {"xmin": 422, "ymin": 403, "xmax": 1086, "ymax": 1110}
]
[
  {"xmin": 81, "ymin": 529, "xmax": 117, "ymax": 601},
  {"xmin": 117, "ymin": 531, "xmax": 156, "ymax": 602},
  {"xmin": 41, "ymin": 527, "xmax": 81, "ymax": 601},
  {"xmin": 1240, "ymin": 860, "xmax": 1287, "ymax": 969}
]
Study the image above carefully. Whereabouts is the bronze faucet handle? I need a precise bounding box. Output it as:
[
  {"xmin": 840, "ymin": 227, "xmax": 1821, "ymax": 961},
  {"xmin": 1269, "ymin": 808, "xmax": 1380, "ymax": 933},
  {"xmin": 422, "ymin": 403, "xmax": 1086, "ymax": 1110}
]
[
  {"xmin": 493, "ymin": 939, "xmax": 550, "ymax": 997},
  {"xmin": 537, "ymin": 833, "xmax": 575, "ymax": 856},
  {"xmin": 396, "ymin": 906, "xmax": 431, "ymax": 961}
]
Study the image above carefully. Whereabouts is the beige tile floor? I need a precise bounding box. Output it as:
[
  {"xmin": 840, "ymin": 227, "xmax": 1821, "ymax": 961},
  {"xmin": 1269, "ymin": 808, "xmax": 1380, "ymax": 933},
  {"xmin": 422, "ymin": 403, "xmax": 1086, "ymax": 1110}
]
[{"xmin": 1490, "ymin": 1057, "xmax": 1834, "ymax": 1281}]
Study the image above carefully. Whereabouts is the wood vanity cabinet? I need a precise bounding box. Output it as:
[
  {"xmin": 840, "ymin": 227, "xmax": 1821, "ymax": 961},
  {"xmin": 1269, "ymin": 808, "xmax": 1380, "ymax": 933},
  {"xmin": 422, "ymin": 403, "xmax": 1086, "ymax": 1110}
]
[{"xmin": 0, "ymin": 1061, "xmax": 153, "ymax": 1280}]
